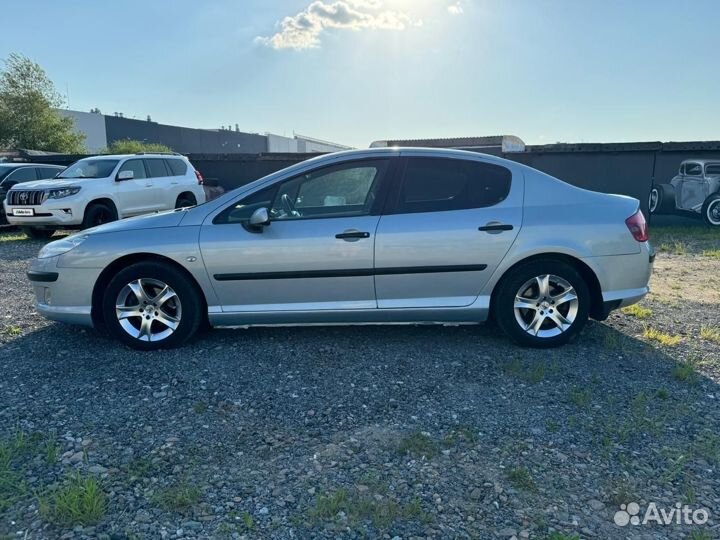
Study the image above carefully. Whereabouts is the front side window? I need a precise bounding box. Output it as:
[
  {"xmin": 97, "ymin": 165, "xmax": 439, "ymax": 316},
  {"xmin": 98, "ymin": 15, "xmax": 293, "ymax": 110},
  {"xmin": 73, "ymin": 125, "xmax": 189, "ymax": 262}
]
[
  {"xmin": 216, "ymin": 159, "xmax": 389, "ymax": 224},
  {"xmin": 394, "ymin": 158, "xmax": 511, "ymax": 214},
  {"xmin": 37, "ymin": 167, "xmax": 60, "ymax": 179},
  {"xmin": 118, "ymin": 159, "xmax": 147, "ymax": 179},
  {"xmin": 58, "ymin": 159, "xmax": 119, "ymax": 179},
  {"xmin": 6, "ymin": 167, "xmax": 37, "ymax": 182},
  {"xmin": 685, "ymin": 163, "xmax": 702, "ymax": 176}
]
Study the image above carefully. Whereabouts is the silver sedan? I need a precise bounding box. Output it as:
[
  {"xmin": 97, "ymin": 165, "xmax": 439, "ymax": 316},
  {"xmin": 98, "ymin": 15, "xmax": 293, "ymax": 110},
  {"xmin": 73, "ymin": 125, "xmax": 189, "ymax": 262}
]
[{"xmin": 27, "ymin": 148, "xmax": 654, "ymax": 350}]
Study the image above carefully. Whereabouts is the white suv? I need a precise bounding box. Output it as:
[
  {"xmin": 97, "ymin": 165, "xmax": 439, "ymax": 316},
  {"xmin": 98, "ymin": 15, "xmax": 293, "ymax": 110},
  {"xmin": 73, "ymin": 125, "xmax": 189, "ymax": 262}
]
[{"xmin": 4, "ymin": 154, "xmax": 206, "ymax": 239}]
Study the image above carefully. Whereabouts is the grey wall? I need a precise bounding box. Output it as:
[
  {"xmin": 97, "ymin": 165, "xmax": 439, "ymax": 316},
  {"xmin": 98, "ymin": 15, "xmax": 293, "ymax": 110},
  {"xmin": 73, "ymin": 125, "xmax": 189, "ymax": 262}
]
[{"xmin": 104, "ymin": 116, "xmax": 268, "ymax": 154}]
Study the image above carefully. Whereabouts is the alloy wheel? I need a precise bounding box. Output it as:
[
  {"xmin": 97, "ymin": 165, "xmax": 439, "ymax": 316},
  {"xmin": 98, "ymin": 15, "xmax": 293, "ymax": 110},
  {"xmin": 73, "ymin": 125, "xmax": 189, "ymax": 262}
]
[
  {"xmin": 513, "ymin": 274, "xmax": 579, "ymax": 338},
  {"xmin": 708, "ymin": 200, "xmax": 720, "ymax": 225},
  {"xmin": 115, "ymin": 278, "xmax": 182, "ymax": 342}
]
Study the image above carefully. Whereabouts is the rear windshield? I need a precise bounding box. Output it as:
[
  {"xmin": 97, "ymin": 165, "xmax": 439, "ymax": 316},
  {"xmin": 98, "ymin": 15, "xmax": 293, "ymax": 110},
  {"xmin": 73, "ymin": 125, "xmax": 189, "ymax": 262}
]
[{"xmin": 58, "ymin": 159, "xmax": 119, "ymax": 179}]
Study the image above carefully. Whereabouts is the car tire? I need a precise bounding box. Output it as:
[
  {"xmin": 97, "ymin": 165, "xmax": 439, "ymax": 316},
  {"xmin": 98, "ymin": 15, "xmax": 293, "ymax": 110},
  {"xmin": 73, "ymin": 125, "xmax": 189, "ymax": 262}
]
[
  {"xmin": 494, "ymin": 259, "xmax": 591, "ymax": 348},
  {"xmin": 82, "ymin": 202, "xmax": 118, "ymax": 229},
  {"xmin": 649, "ymin": 184, "xmax": 675, "ymax": 214},
  {"xmin": 102, "ymin": 262, "xmax": 203, "ymax": 351},
  {"xmin": 701, "ymin": 194, "xmax": 720, "ymax": 227},
  {"xmin": 21, "ymin": 227, "xmax": 55, "ymax": 240},
  {"xmin": 175, "ymin": 194, "xmax": 197, "ymax": 209}
]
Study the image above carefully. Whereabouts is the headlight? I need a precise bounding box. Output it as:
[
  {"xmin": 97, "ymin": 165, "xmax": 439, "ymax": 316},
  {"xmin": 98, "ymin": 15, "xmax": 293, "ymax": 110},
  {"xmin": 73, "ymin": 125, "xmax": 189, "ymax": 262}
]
[
  {"xmin": 38, "ymin": 234, "xmax": 89, "ymax": 259},
  {"xmin": 46, "ymin": 186, "xmax": 81, "ymax": 199}
]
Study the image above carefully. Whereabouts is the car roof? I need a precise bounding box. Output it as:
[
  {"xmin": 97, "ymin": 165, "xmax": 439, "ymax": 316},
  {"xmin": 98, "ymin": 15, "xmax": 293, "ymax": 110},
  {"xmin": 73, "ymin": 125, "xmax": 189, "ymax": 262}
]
[
  {"xmin": 76, "ymin": 154, "xmax": 185, "ymax": 160},
  {"xmin": 0, "ymin": 163, "xmax": 64, "ymax": 169},
  {"xmin": 682, "ymin": 159, "xmax": 720, "ymax": 166}
]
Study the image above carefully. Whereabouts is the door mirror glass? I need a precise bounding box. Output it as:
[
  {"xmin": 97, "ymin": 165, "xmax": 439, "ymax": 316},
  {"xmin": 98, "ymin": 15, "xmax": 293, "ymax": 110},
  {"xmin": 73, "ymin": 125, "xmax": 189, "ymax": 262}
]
[
  {"xmin": 249, "ymin": 207, "xmax": 270, "ymax": 227},
  {"xmin": 117, "ymin": 170, "xmax": 134, "ymax": 181}
]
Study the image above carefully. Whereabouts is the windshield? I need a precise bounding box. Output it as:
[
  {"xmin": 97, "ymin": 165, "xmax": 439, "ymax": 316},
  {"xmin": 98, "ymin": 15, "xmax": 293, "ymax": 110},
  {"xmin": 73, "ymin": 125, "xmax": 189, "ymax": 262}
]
[{"xmin": 57, "ymin": 159, "xmax": 119, "ymax": 179}]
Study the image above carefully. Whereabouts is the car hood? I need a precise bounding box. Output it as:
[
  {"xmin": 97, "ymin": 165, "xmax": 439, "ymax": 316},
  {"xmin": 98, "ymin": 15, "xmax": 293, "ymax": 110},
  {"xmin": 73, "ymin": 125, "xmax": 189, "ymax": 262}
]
[
  {"xmin": 8, "ymin": 178, "xmax": 98, "ymax": 190},
  {"xmin": 83, "ymin": 209, "xmax": 187, "ymax": 235}
]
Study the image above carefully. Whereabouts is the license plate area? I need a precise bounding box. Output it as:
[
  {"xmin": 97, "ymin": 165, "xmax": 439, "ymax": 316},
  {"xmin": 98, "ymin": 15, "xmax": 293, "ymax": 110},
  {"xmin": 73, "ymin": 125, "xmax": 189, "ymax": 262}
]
[{"xmin": 12, "ymin": 208, "xmax": 34, "ymax": 216}]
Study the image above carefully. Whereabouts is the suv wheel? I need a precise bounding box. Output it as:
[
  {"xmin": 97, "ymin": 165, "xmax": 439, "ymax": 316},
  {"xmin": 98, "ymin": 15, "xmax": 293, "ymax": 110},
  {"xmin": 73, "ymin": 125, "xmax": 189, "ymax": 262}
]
[
  {"xmin": 82, "ymin": 202, "xmax": 117, "ymax": 229},
  {"xmin": 102, "ymin": 262, "xmax": 203, "ymax": 350},
  {"xmin": 702, "ymin": 194, "xmax": 720, "ymax": 227},
  {"xmin": 494, "ymin": 259, "xmax": 590, "ymax": 348},
  {"xmin": 21, "ymin": 227, "xmax": 55, "ymax": 240}
]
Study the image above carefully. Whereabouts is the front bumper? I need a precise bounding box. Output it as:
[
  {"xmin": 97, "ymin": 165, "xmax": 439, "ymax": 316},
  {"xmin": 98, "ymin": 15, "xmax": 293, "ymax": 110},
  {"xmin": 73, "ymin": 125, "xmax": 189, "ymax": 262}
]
[
  {"xmin": 4, "ymin": 201, "xmax": 83, "ymax": 226},
  {"xmin": 28, "ymin": 256, "xmax": 98, "ymax": 327}
]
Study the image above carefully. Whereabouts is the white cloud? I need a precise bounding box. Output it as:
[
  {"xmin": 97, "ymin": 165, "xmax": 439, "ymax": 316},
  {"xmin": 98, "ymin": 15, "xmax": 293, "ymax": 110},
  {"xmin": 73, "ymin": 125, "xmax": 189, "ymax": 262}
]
[
  {"xmin": 256, "ymin": 0, "xmax": 419, "ymax": 50},
  {"xmin": 448, "ymin": 1, "xmax": 464, "ymax": 15}
]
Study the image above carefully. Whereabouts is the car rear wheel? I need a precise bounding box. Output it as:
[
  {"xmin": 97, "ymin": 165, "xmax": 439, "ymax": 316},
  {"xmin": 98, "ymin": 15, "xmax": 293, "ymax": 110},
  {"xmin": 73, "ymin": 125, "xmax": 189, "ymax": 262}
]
[
  {"xmin": 21, "ymin": 227, "xmax": 55, "ymax": 240},
  {"xmin": 82, "ymin": 202, "xmax": 117, "ymax": 229},
  {"xmin": 494, "ymin": 259, "xmax": 590, "ymax": 348},
  {"xmin": 649, "ymin": 184, "xmax": 675, "ymax": 214},
  {"xmin": 102, "ymin": 262, "xmax": 203, "ymax": 350},
  {"xmin": 702, "ymin": 194, "xmax": 720, "ymax": 227}
]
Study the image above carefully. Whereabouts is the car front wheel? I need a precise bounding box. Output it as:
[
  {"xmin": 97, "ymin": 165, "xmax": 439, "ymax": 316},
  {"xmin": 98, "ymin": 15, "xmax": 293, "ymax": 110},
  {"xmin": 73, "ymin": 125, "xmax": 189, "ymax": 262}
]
[
  {"xmin": 494, "ymin": 259, "xmax": 590, "ymax": 348},
  {"xmin": 102, "ymin": 262, "xmax": 203, "ymax": 350}
]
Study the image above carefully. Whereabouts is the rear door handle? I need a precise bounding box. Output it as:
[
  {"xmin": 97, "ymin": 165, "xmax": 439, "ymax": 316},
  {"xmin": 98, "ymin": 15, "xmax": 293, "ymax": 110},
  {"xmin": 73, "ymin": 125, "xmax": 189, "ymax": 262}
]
[
  {"xmin": 335, "ymin": 231, "xmax": 370, "ymax": 240},
  {"xmin": 478, "ymin": 223, "xmax": 514, "ymax": 233}
]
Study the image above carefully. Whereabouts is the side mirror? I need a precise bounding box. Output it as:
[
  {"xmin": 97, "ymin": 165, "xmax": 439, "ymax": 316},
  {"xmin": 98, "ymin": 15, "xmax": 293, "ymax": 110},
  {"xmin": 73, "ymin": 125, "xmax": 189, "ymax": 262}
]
[
  {"xmin": 249, "ymin": 207, "xmax": 271, "ymax": 228},
  {"xmin": 117, "ymin": 170, "xmax": 134, "ymax": 181}
]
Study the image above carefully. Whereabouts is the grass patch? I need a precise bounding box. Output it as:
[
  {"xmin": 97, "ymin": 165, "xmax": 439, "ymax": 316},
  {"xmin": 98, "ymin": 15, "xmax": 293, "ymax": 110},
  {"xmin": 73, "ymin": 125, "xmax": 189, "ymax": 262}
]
[
  {"xmin": 687, "ymin": 530, "xmax": 712, "ymax": 540},
  {"xmin": 643, "ymin": 327, "xmax": 682, "ymax": 346},
  {"xmin": 568, "ymin": 386, "xmax": 592, "ymax": 408},
  {"xmin": 154, "ymin": 481, "xmax": 201, "ymax": 512},
  {"xmin": 672, "ymin": 361, "xmax": 698, "ymax": 384},
  {"xmin": 39, "ymin": 473, "xmax": 106, "ymax": 526},
  {"xmin": 693, "ymin": 432, "xmax": 720, "ymax": 465},
  {"xmin": 606, "ymin": 478, "xmax": 636, "ymax": 507},
  {"xmin": 658, "ymin": 240, "xmax": 687, "ymax": 255},
  {"xmin": 621, "ymin": 304, "xmax": 652, "ymax": 319},
  {"xmin": 546, "ymin": 534, "xmax": 580, "ymax": 540},
  {"xmin": 652, "ymin": 226, "xmax": 719, "ymax": 254},
  {"xmin": 655, "ymin": 388, "xmax": 670, "ymax": 400},
  {"xmin": 700, "ymin": 325, "xmax": 720, "ymax": 344},
  {"xmin": 193, "ymin": 401, "xmax": 208, "ymax": 414},
  {"xmin": 397, "ymin": 431, "xmax": 438, "ymax": 459},
  {"xmin": 2, "ymin": 326, "xmax": 22, "ymax": 337},
  {"xmin": 44, "ymin": 438, "xmax": 59, "ymax": 465},
  {"xmin": 0, "ymin": 232, "xmax": 27, "ymax": 242},
  {"xmin": 506, "ymin": 467, "xmax": 536, "ymax": 491},
  {"xmin": 701, "ymin": 249, "xmax": 720, "ymax": 259},
  {"xmin": 502, "ymin": 358, "xmax": 548, "ymax": 384},
  {"xmin": 306, "ymin": 488, "xmax": 430, "ymax": 529},
  {"xmin": 442, "ymin": 426, "xmax": 478, "ymax": 447}
]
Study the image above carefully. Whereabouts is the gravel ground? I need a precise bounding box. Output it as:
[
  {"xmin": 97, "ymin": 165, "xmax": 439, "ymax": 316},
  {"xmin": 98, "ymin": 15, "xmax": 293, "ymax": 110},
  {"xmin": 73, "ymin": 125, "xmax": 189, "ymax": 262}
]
[{"xmin": 0, "ymin": 229, "xmax": 719, "ymax": 540}]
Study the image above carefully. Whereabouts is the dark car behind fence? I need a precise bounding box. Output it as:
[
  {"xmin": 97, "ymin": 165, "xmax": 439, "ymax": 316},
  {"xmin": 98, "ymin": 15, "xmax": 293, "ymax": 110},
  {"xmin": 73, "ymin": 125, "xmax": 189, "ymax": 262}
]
[{"xmin": 24, "ymin": 141, "xmax": 720, "ymax": 223}]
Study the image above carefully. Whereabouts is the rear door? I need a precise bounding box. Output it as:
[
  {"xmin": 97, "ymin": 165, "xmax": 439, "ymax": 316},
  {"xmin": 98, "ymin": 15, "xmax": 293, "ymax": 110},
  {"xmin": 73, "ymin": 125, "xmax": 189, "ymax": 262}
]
[
  {"xmin": 374, "ymin": 154, "xmax": 522, "ymax": 308},
  {"xmin": 143, "ymin": 159, "xmax": 172, "ymax": 211}
]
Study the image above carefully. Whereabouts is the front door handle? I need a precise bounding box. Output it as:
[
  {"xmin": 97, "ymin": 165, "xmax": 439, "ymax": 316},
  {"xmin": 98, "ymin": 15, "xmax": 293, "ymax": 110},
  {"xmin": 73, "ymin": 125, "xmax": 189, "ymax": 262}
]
[
  {"xmin": 478, "ymin": 223, "xmax": 514, "ymax": 233},
  {"xmin": 335, "ymin": 231, "xmax": 370, "ymax": 240}
]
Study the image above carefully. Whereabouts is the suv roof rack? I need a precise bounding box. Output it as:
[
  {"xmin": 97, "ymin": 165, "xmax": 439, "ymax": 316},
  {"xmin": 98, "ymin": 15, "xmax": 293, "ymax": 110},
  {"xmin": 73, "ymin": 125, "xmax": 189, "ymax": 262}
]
[{"xmin": 135, "ymin": 152, "xmax": 183, "ymax": 156}]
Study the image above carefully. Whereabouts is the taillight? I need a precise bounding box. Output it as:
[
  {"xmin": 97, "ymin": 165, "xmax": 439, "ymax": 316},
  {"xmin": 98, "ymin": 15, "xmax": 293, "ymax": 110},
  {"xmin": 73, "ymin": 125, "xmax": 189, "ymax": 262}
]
[
  {"xmin": 625, "ymin": 210, "xmax": 648, "ymax": 242},
  {"xmin": 195, "ymin": 170, "xmax": 204, "ymax": 185}
]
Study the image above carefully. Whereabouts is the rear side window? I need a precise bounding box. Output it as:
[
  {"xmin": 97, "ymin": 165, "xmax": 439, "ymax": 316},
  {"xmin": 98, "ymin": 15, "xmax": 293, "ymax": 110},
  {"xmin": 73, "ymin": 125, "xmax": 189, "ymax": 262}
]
[
  {"xmin": 145, "ymin": 159, "xmax": 170, "ymax": 178},
  {"xmin": 394, "ymin": 158, "xmax": 511, "ymax": 214},
  {"xmin": 7, "ymin": 167, "xmax": 37, "ymax": 182},
  {"xmin": 165, "ymin": 159, "xmax": 188, "ymax": 176},
  {"xmin": 705, "ymin": 164, "xmax": 720, "ymax": 176}
]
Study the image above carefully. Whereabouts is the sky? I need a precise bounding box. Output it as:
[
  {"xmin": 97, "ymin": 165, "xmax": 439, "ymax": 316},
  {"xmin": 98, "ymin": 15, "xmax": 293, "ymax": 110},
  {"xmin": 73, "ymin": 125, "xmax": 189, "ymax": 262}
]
[{"xmin": 1, "ymin": 0, "xmax": 718, "ymax": 148}]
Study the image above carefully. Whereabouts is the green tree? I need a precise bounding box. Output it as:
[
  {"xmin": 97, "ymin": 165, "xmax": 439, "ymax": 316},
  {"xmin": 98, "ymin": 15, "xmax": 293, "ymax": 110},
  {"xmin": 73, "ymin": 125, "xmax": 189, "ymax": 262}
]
[
  {"xmin": 0, "ymin": 53, "xmax": 85, "ymax": 153},
  {"xmin": 104, "ymin": 139, "xmax": 173, "ymax": 154}
]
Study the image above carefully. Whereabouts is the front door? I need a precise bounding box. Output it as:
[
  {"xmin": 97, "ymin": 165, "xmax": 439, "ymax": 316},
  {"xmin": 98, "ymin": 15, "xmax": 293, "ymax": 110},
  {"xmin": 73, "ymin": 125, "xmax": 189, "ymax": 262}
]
[
  {"xmin": 374, "ymin": 155, "xmax": 522, "ymax": 308},
  {"xmin": 200, "ymin": 158, "xmax": 392, "ymax": 311},
  {"xmin": 678, "ymin": 162, "xmax": 708, "ymax": 212},
  {"xmin": 114, "ymin": 159, "xmax": 157, "ymax": 216}
]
